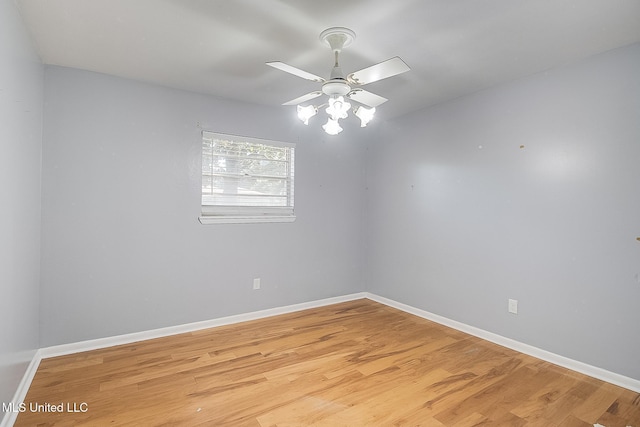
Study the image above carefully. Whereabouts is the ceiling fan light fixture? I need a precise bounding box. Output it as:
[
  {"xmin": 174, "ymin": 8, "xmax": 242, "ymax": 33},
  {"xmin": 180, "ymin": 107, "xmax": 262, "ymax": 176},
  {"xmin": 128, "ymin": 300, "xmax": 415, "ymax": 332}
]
[
  {"xmin": 354, "ymin": 105, "xmax": 376, "ymax": 127},
  {"xmin": 322, "ymin": 117, "xmax": 343, "ymax": 135},
  {"xmin": 297, "ymin": 104, "xmax": 317, "ymax": 125}
]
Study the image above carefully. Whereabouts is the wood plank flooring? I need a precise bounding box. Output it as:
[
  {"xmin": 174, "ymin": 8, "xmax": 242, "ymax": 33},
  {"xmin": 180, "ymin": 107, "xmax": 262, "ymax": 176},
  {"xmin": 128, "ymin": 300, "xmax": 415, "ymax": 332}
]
[{"xmin": 14, "ymin": 299, "xmax": 640, "ymax": 426}]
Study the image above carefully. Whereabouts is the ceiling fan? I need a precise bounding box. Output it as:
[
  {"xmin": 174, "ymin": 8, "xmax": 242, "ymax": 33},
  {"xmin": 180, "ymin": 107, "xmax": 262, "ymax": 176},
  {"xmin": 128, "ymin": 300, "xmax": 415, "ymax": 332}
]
[{"xmin": 267, "ymin": 27, "xmax": 410, "ymax": 135}]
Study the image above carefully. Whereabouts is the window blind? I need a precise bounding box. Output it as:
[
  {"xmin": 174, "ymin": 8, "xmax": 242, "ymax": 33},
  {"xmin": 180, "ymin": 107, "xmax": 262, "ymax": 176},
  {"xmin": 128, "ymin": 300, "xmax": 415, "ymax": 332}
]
[{"xmin": 201, "ymin": 131, "xmax": 295, "ymax": 219}]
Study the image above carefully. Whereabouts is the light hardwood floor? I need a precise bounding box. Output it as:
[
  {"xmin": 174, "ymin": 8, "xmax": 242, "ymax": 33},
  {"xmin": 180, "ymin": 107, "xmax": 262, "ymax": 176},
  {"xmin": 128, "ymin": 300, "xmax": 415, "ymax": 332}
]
[{"xmin": 14, "ymin": 299, "xmax": 640, "ymax": 426}]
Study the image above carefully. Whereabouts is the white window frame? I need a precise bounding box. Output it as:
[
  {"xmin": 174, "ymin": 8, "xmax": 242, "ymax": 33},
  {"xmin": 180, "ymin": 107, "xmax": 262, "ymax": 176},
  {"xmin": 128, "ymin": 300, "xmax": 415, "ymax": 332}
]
[{"xmin": 199, "ymin": 131, "xmax": 295, "ymax": 224}]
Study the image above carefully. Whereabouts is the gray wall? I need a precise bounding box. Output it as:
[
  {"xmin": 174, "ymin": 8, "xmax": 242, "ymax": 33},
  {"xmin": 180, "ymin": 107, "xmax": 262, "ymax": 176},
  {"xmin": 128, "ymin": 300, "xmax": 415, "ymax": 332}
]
[
  {"xmin": 40, "ymin": 66, "xmax": 367, "ymax": 347},
  {"xmin": 366, "ymin": 43, "xmax": 640, "ymax": 380},
  {"xmin": 0, "ymin": 0, "xmax": 43, "ymax": 409}
]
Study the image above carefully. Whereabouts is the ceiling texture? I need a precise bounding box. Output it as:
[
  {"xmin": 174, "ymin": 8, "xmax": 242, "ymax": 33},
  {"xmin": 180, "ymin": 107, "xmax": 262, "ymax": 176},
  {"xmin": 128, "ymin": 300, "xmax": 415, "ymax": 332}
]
[{"xmin": 16, "ymin": 0, "xmax": 640, "ymax": 120}]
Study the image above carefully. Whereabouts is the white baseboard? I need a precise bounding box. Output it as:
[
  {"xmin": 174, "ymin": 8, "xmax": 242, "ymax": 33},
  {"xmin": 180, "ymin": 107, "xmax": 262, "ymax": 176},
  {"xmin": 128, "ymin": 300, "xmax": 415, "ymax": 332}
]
[
  {"xmin": 39, "ymin": 292, "xmax": 367, "ymax": 359},
  {"xmin": 365, "ymin": 292, "xmax": 640, "ymax": 393},
  {"xmin": 4, "ymin": 289, "xmax": 638, "ymax": 427},
  {"xmin": 0, "ymin": 350, "xmax": 42, "ymax": 427}
]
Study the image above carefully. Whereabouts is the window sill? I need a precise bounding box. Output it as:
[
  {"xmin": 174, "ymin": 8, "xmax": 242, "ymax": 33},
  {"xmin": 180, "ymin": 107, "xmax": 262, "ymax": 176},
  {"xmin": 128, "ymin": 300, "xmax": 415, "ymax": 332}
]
[{"xmin": 198, "ymin": 215, "xmax": 296, "ymax": 224}]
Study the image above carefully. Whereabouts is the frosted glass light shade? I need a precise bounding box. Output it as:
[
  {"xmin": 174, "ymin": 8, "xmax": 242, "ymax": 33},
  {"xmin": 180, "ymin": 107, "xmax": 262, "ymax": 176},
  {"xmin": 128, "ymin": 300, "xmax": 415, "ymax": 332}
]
[
  {"xmin": 325, "ymin": 96, "xmax": 351, "ymax": 121},
  {"xmin": 354, "ymin": 106, "xmax": 375, "ymax": 127},
  {"xmin": 297, "ymin": 105, "xmax": 317, "ymax": 125},
  {"xmin": 322, "ymin": 118, "xmax": 343, "ymax": 135}
]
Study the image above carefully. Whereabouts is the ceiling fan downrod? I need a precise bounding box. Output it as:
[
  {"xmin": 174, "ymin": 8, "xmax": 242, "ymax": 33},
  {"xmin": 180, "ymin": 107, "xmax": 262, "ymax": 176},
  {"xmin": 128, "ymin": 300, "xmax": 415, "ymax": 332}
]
[{"xmin": 320, "ymin": 28, "xmax": 355, "ymax": 97}]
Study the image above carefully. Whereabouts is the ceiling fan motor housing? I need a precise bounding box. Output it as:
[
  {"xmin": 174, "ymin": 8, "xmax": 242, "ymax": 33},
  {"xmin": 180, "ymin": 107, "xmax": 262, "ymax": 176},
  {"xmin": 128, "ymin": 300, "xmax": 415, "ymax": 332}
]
[{"xmin": 322, "ymin": 79, "xmax": 351, "ymax": 97}]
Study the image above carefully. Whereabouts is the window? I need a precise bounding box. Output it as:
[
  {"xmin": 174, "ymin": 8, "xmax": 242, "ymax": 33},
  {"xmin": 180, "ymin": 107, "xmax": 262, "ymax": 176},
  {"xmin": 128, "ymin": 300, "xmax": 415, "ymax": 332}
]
[{"xmin": 199, "ymin": 131, "xmax": 295, "ymax": 224}]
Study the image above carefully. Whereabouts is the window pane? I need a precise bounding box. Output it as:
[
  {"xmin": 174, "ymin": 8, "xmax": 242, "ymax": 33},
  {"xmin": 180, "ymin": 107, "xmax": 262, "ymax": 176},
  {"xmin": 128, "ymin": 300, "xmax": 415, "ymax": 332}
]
[{"xmin": 201, "ymin": 132, "xmax": 294, "ymax": 213}]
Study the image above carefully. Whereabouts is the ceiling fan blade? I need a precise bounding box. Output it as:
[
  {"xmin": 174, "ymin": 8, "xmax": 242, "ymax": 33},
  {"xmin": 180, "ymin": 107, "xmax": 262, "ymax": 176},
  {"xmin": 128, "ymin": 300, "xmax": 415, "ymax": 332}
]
[
  {"xmin": 282, "ymin": 91, "xmax": 323, "ymax": 106},
  {"xmin": 347, "ymin": 89, "xmax": 388, "ymax": 108},
  {"xmin": 347, "ymin": 57, "xmax": 410, "ymax": 86},
  {"xmin": 266, "ymin": 61, "xmax": 325, "ymax": 83}
]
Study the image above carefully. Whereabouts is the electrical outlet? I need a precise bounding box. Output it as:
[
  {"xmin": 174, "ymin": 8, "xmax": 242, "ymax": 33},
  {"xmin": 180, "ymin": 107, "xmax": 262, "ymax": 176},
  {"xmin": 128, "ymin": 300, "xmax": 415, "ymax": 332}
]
[
  {"xmin": 508, "ymin": 299, "xmax": 518, "ymax": 314},
  {"xmin": 253, "ymin": 278, "xmax": 261, "ymax": 290}
]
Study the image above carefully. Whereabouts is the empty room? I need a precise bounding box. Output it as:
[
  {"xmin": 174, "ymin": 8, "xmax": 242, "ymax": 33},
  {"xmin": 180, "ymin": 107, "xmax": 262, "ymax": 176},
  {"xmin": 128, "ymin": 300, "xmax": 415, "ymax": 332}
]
[{"xmin": 2, "ymin": 0, "xmax": 640, "ymax": 425}]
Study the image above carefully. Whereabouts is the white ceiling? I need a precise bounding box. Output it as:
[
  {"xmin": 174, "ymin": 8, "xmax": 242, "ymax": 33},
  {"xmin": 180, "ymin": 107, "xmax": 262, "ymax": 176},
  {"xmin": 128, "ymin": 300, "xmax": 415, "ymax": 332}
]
[{"xmin": 16, "ymin": 0, "xmax": 640, "ymax": 119}]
